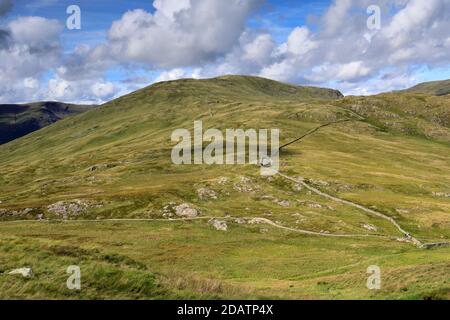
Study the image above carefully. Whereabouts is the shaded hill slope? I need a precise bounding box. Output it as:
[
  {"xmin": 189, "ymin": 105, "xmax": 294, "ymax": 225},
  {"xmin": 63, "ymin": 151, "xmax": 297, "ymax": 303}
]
[{"xmin": 0, "ymin": 101, "xmax": 95, "ymax": 144}]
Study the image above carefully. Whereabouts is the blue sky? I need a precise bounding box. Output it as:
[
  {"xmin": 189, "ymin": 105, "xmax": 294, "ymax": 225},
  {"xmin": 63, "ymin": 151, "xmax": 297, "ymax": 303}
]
[
  {"xmin": 11, "ymin": 0, "xmax": 328, "ymax": 49},
  {"xmin": 0, "ymin": 0, "xmax": 449, "ymax": 103}
]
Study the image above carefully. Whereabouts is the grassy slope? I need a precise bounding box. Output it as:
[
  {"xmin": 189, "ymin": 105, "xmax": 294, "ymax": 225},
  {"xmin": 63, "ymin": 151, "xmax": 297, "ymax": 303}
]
[
  {"xmin": 405, "ymin": 79, "xmax": 450, "ymax": 96},
  {"xmin": 0, "ymin": 221, "xmax": 448, "ymax": 299},
  {"xmin": 0, "ymin": 101, "xmax": 94, "ymax": 144},
  {"xmin": 0, "ymin": 75, "xmax": 449, "ymax": 299},
  {"xmin": 337, "ymin": 93, "xmax": 450, "ymax": 142}
]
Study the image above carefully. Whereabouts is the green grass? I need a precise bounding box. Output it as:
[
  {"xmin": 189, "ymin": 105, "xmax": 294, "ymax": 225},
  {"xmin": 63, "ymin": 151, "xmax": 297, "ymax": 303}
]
[
  {"xmin": 0, "ymin": 220, "xmax": 448, "ymax": 299},
  {"xmin": 0, "ymin": 75, "xmax": 449, "ymax": 299},
  {"xmin": 405, "ymin": 79, "xmax": 450, "ymax": 96}
]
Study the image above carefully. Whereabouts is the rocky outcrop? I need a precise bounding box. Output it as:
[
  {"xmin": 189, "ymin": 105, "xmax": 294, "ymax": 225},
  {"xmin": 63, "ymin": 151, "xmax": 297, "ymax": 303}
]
[
  {"xmin": 216, "ymin": 177, "xmax": 229, "ymax": 185},
  {"xmin": 174, "ymin": 203, "xmax": 199, "ymax": 218},
  {"xmin": 0, "ymin": 208, "xmax": 35, "ymax": 218},
  {"xmin": 8, "ymin": 268, "xmax": 33, "ymax": 278},
  {"xmin": 209, "ymin": 219, "xmax": 228, "ymax": 231},
  {"xmin": 197, "ymin": 188, "xmax": 218, "ymax": 200},
  {"xmin": 233, "ymin": 176, "xmax": 257, "ymax": 193},
  {"xmin": 260, "ymin": 195, "xmax": 290, "ymax": 207},
  {"xmin": 234, "ymin": 218, "xmax": 247, "ymax": 224},
  {"xmin": 47, "ymin": 199, "xmax": 101, "ymax": 219},
  {"xmin": 362, "ymin": 224, "xmax": 378, "ymax": 232}
]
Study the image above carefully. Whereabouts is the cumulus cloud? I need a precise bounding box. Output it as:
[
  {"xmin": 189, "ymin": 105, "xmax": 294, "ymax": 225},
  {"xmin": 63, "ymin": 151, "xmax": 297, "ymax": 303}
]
[
  {"xmin": 255, "ymin": 0, "xmax": 450, "ymax": 93},
  {"xmin": 306, "ymin": 61, "xmax": 372, "ymax": 83},
  {"xmin": 154, "ymin": 69, "xmax": 189, "ymax": 83},
  {"xmin": 137, "ymin": 0, "xmax": 449, "ymax": 95},
  {"xmin": 47, "ymin": 76, "xmax": 117, "ymax": 102},
  {"xmin": 10, "ymin": 0, "xmax": 262, "ymax": 103},
  {"xmin": 9, "ymin": 16, "xmax": 61, "ymax": 46},
  {"xmin": 91, "ymin": 81, "xmax": 116, "ymax": 99},
  {"xmin": 0, "ymin": 15, "xmax": 62, "ymax": 103},
  {"xmin": 107, "ymin": 0, "xmax": 263, "ymax": 68},
  {"xmin": 321, "ymin": 0, "xmax": 353, "ymax": 36}
]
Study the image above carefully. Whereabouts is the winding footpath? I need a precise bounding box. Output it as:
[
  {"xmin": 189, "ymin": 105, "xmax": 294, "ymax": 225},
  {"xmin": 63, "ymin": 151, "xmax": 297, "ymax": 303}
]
[
  {"xmin": 1, "ymin": 120, "xmax": 449, "ymax": 249},
  {"xmin": 278, "ymin": 173, "xmax": 422, "ymax": 246},
  {"xmin": 0, "ymin": 215, "xmax": 396, "ymax": 242},
  {"xmin": 275, "ymin": 119, "xmax": 450, "ymax": 249}
]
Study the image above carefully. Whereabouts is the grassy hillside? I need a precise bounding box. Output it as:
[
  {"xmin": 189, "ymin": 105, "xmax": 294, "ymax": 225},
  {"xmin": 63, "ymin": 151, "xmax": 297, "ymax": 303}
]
[
  {"xmin": 0, "ymin": 75, "xmax": 449, "ymax": 299},
  {"xmin": 337, "ymin": 93, "xmax": 450, "ymax": 142},
  {"xmin": 405, "ymin": 79, "xmax": 450, "ymax": 96},
  {"xmin": 0, "ymin": 101, "xmax": 94, "ymax": 144}
]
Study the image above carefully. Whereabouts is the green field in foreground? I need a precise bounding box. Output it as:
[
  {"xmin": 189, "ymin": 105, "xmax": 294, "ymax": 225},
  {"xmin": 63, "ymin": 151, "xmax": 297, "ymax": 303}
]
[
  {"xmin": 0, "ymin": 76, "xmax": 449, "ymax": 299},
  {"xmin": 0, "ymin": 220, "xmax": 448, "ymax": 300}
]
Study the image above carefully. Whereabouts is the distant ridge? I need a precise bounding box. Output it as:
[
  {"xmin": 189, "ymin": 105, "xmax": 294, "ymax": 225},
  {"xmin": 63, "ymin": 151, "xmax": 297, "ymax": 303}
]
[
  {"xmin": 0, "ymin": 101, "xmax": 94, "ymax": 144},
  {"xmin": 404, "ymin": 79, "xmax": 450, "ymax": 96}
]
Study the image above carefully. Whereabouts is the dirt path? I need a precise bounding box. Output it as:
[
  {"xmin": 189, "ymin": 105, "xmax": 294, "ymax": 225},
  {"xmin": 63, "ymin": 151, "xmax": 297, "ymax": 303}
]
[
  {"xmin": 239, "ymin": 217, "xmax": 392, "ymax": 240},
  {"xmin": 277, "ymin": 173, "xmax": 422, "ymax": 246},
  {"xmin": 274, "ymin": 119, "xmax": 450, "ymax": 249},
  {"xmin": 1, "ymin": 120, "xmax": 447, "ymax": 248},
  {"xmin": 0, "ymin": 214, "xmax": 412, "ymax": 244}
]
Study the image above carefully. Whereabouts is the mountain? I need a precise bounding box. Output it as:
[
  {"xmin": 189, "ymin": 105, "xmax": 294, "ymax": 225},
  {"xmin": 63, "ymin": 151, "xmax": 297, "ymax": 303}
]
[
  {"xmin": 0, "ymin": 101, "xmax": 95, "ymax": 144},
  {"xmin": 0, "ymin": 75, "xmax": 449, "ymax": 300},
  {"xmin": 404, "ymin": 79, "xmax": 450, "ymax": 96}
]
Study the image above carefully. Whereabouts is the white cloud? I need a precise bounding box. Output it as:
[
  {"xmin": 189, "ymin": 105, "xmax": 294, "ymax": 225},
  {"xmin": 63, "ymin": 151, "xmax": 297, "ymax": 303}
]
[
  {"xmin": 107, "ymin": 0, "xmax": 263, "ymax": 68},
  {"xmin": 0, "ymin": 15, "xmax": 62, "ymax": 103},
  {"xmin": 384, "ymin": 0, "xmax": 443, "ymax": 44},
  {"xmin": 154, "ymin": 69, "xmax": 187, "ymax": 83},
  {"xmin": 256, "ymin": 0, "xmax": 450, "ymax": 93},
  {"xmin": 285, "ymin": 27, "xmax": 317, "ymax": 56},
  {"xmin": 260, "ymin": 60, "xmax": 297, "ymax": 83},
  {"xmin": 23, "ymin": 77, "xmax": 39, "ymax": 89},
  {"xmin": 91, "ymin": 81, "xmax": 116, "ymax": 99},
  {"xmin": 48, "ymin": 77, "xmax": 71, "ymax": 100},
  {"xmin": 307, "ymin": 61, "xmax": 371, "ymax": 82},
  {"xmin": 321, "ymin": 0, "xmax": 353, "ymax": 36},
  {"xmin": 47, "ymin": 76, "xmax": 119, "ymax": 103},
  {"xmin": 242, "ymin": 34, "xmax": 275, "ymax": 66},
  {"xmin": 152, "ymin": 0, "xmax": 191, "ymax": 20},
  {"xmin": 9, "ymin": 16, "xmax": 61, "ymax": 47}
]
